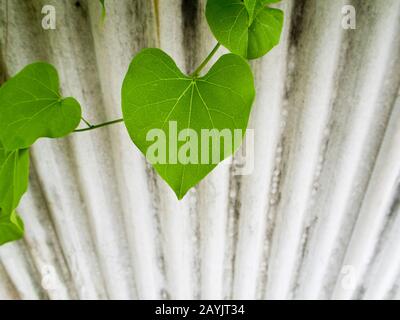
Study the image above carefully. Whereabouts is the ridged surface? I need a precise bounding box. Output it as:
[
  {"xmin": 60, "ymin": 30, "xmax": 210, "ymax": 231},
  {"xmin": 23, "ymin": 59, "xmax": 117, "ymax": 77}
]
[{"xmin": 0, "ymin": 0, "xmax": 400, "ymax": 300}]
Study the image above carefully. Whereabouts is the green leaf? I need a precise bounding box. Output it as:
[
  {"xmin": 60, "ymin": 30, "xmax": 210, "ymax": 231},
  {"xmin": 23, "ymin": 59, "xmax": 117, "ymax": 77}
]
[
  {"xmin": 0, "ymin": 142, "xmax": 28, "ymax": 246},
  {"xmin": 0, "ymin": 143, "xmax": 29, "ymax": 214},
  {"xmin": 0, "ymin": 211, "xmax": 24, "ymax": 246},
  {"xmin": 122, "ymin": 48, "xmax": 255, "ymax": 199},
  {"xmin": 244, "ymin": 0, "xmax": 257, "ymax": 24},
  {"xmin": 245, "ymin": 0, "xmax": 280, "ymax": 24},
  {"xmin": 206, "ymin": 0, "xmax": 284, "ymax": 59},
  {"xmin": 0, "ymin": 62, "xmax": 82, "ymax": 151},
  {"xmin": 99, "ymin": 0, "xmax": 106, "ymax": 18}
]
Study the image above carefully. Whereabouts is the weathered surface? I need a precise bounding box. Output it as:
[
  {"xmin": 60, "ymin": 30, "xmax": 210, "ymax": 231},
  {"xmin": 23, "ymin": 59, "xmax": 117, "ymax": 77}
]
[{"xmin": 0, "ymin": 0, "xmax": 399, "ymax": 300}]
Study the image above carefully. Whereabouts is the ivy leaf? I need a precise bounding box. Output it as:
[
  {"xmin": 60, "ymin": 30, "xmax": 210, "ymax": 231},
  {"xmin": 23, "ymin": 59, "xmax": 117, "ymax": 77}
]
[
  {"xmin": 122, "ymin": 48, "xmax": 255, "ymax": 199},
  {"xmin": 0, "ymin": 62, "xmax": 82, "ymax": 151},
  {"xmin": 0, "ymin": 143, "xmax": 29, "ymax": 214},
  {"xmin": 0, "ymin": 211, "xmax": 24, "ymax": 246},
  {"xmin": 206, "ymin": 0, "xmax": 284, "ymax": 59}
]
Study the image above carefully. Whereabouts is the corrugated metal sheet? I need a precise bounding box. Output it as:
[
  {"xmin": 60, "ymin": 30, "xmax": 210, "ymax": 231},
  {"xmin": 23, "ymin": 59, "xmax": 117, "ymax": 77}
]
[{"xmin": 0, "ymin": 0, "xmax": 400, "ymax": 300}]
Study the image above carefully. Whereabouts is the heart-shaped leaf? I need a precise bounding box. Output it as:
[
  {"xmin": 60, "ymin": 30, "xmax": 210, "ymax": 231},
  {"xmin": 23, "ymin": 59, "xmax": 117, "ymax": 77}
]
[
  {"xmin": 0, "ymin": 211, "xmax": 24, "ymax": 246},
  {"xmin": 0, "ymin": 143, "xmax": 29, "ymax": 214},
  {"xmin": 122, "ymin": 48, "xmax": 255, "ymax": 199},
  {"xmin": 0, "ymin": 62, "xmax": 82, "ymax": 151},
  {"xmin": 206, "ymin": 0, "xmax": 284, "ymax": 59}
]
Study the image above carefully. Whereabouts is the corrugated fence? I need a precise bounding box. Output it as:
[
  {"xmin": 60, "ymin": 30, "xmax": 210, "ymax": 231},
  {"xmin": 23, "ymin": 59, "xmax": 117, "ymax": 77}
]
[{"xmin": 0, "ymin": 0, "xmax": 400, "ymax": 300}]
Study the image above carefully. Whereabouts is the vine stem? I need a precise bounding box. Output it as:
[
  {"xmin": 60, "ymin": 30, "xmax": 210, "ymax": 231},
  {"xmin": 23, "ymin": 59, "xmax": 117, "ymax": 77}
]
[
  {"xmin": 190, "ymin": 42, "xmax": 221, "ymax": 77},
  {"xmin": 73, "ymin": 118, "xmax": 124, "ymax": 133},
  {"xmin": 81, "ymin": 116, "xmax": 92, "ymax": 128}
]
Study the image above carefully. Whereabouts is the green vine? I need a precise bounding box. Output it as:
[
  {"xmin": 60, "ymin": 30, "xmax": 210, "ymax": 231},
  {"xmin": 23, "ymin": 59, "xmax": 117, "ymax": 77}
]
[{"xmin": 0, "ymin": 0, "xmax": 284, "ymax": 245}]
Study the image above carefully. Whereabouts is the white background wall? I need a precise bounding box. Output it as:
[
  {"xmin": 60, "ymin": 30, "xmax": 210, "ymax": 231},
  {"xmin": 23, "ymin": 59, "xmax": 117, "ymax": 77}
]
[{"xmin": 0, "ymin": 0, "xmax": 399, "ymax": 300}]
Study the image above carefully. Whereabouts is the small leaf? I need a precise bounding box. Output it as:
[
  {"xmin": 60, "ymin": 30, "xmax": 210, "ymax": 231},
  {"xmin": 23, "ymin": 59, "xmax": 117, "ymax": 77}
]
[
  {"xmin": 0, "ymin": 142, "xmax": 29, "ymax": 214},
  {"xmin": 99, "ymin": 0, "xmax": 106, "ymax": 18},
  {"xmin": 122, "ymin": 48, "xmax": 255, "ymax": 199},
  {"xmin": 0, "ymin": 62, "xmax": 82, "ymax": 151},
  {"xmin": 0, "ymin": 211, "xmax": 24, "ymax": 246},
  {"xmin": 206, "ymin": 0, "xmax": 284, "ymax": 59}
]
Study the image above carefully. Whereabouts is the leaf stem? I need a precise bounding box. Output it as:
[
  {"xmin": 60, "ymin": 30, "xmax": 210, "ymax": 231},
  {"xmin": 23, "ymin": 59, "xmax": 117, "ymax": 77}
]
[
  {"xmin": 190, "ymin": 43, "xmax": 221, "ymax": 77},
  {"xmin": 73, "ymin": 118, "xmax": 124, "ymax": 133},
  {"xmin": 81, "ymin": 116, "xmax": 93, "ymax": 128}
]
